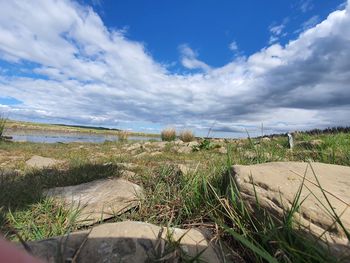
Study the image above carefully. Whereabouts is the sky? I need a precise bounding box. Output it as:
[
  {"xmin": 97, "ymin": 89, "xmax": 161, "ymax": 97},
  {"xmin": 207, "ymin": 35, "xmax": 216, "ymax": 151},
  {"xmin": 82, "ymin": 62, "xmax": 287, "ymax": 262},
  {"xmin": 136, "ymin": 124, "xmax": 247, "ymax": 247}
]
[{"xmin": 0, "ymin": 0, "xmax": 349, "ymax": 137}]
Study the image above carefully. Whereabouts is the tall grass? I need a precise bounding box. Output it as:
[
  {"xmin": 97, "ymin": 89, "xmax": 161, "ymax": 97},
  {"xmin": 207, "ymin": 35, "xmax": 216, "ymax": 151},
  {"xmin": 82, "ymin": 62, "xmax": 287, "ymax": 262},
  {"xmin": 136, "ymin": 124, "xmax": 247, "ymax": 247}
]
[
  {"xmin": 0, "ymin": 114, "xmax": 7, "ymax": 138},
  {"xmin": 6, "ymin": 198, "xmax": 81, "ymax": 241},
  {"xmin": 179, "ymin": 130, "xmax": 195, "ymax": 142},
  {"xmin": 211, "ymin": 175, "xmax": 338, "ymax": 262},
  {"xmin": 119, "ymin": 155, "xmax": 348, "ymax": 262},
  {"xmin": 117, "ymin": 130, "xmax": 129, "ymax": 141},
  {"xmin": 161, "ymin": 128, "xmax": 176, "ymax": 141}
]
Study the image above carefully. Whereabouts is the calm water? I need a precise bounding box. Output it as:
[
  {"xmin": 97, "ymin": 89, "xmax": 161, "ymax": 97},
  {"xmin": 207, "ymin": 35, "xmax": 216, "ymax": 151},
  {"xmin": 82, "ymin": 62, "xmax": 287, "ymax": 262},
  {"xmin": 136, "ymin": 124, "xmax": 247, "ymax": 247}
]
[{"xmin": 5, "ymin": 131, "xmax": 160, "ymax": 143}]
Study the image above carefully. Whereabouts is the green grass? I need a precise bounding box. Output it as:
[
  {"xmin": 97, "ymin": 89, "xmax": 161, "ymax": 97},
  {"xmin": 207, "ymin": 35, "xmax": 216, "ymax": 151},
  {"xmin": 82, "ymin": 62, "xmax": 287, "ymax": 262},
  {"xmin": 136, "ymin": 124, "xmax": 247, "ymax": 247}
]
[
  {"xmin": 0, "ymin": 131, "xmax": 350, "ymax": 261},
  {"xmin": 6, "ymin": 198, "xmax": 81, "ymax": 241}
]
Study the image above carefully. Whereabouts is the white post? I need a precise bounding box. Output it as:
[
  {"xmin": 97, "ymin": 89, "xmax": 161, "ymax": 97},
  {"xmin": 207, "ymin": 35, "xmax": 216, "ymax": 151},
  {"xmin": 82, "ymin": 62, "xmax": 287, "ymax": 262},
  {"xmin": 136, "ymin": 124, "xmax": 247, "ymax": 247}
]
[{"xmin": 287, "ymin": 133, "xmax": 294, "ymax": 149}]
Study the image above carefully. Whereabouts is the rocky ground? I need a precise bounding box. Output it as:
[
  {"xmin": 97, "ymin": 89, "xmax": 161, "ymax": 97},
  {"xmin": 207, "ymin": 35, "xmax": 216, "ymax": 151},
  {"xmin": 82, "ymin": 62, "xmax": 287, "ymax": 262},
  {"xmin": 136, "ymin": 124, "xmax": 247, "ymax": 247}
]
[{"xmin": 1, "ymin": 133, "xmax": 350, "ymax": 262}]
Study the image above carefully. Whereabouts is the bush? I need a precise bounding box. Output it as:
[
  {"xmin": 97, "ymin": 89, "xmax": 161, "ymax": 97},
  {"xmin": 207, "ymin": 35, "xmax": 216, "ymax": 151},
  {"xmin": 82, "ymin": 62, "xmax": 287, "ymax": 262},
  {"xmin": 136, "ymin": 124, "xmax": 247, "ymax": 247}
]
[
  {"xmin": 161, "ymin": 128, "xmax": 176, "ymax": 141},
  {"xmin": 179, "ymin": 130, "xmax": 195, "ymax": 142}
]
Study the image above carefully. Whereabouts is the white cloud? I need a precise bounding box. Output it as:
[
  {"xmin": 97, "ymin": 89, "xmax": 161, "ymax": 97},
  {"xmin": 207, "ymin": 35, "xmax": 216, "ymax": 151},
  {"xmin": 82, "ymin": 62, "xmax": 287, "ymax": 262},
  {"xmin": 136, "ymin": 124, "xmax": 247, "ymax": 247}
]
[
  {"xmin": 300, "ymin": 0, "xmax": 314, "ymax": 13},
  {"xmin": 301, "ymin": 15, "xmax": 320, "ymax": 31},
  {"xmin": 268, "ymin": 19, "xmax": 288, "ymax": 44},
  {"xmin": 270, "ymin": 24, "xmax": 285, "ymax": 36},
  {"xmin": 229, "ymin": 41, "xmax": 238, "ymax": 51},
  {"xmin": 0, "ymin": 0, "xmax": 350, "ymax": 136},
  {"xmin": 179, "ymin": 44, "xmax": 211, "ymax": 72}
]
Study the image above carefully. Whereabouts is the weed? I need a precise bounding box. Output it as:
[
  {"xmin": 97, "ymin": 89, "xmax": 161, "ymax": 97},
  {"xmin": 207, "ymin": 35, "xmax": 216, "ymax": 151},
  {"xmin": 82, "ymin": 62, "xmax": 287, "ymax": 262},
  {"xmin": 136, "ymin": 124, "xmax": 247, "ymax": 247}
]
[{"xmin": 192, "ymin": 139, "xmax": 213, "ymax": 151}]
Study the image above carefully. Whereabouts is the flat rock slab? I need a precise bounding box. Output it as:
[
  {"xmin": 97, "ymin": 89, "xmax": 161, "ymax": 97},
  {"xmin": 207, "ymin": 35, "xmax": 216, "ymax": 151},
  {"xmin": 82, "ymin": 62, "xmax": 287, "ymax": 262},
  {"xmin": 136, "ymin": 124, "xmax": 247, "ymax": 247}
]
[
  {"xmin": 21, "ymin": 230, "xmax": 90, "ymax": 262},
  {"xmin": 26, "ymin": 155, "xmax": 61, "ymax": 169},
  {"xmin": 21, "ymin": 222, "xmax": 226, "ymax": 263},
  {"xmin": 45, "ymin": 178, "xmax": 143, "ymax": 226},
  {"xmin": 232, "ymin": 161, "xmax": 350, "ymax": 256}
]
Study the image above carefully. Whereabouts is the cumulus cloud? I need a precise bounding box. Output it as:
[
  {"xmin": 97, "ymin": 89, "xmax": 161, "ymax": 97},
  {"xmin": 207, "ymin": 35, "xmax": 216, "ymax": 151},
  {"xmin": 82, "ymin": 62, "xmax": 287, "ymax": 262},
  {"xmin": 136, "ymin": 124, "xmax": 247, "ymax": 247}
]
[{"xmin": 0, "ymin": 0, "xmax": 350, "ymax": 136}]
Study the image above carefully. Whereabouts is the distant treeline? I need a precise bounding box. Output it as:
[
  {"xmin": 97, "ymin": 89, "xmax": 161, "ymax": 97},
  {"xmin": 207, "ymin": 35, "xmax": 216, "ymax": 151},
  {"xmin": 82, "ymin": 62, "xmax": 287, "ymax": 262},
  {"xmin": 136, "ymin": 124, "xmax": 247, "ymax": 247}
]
[
  {"xmin": 297, "ymin": 126, "xmax": 350, "ymax": 135},
  {"xmin": 55, "ymin": 124, "xmax": 121, "ymax": 131},
  {"xmin": 258, "ymin": 126, "xmax": 350, "ymax": 139}
]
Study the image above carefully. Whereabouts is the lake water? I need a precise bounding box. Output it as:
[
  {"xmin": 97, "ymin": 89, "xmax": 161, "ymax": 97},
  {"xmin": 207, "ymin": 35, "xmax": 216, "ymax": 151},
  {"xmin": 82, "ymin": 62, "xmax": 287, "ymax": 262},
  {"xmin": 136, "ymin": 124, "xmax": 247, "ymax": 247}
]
[{"xmin": 5, "ymin": 131, "xmax": 160, "ymax": 143}]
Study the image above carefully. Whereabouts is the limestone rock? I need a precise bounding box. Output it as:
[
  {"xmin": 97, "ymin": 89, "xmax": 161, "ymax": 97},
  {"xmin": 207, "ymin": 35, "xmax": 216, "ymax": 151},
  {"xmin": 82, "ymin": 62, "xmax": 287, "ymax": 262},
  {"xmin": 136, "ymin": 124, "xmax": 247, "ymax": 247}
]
[
  {"xmin": 232, "ymin": 161, "xmax": 350, "ymax": 257},
  {"xmin": 187, "ymin": 141, "xmax": 199, "ymax": 148},
  {"xmin": 22, "ymin": 230, "xmax": 90, "ymax": 263},
  {"xmin": 173, "ymin": 140, "xmax": 185, "ymax": 146},
  {"xmin": 45, "ymin": 178, "xmax": 143, "ymax": 226},
  {"xmin": 149, "ymin": 151, "xmax": 162, "ymax": 156},
  {"xmin": 78, "ymin": 222, "xmax": 224, "ymax": 263},
  {"xmin": 151, "ymin": 141, "xmax": 168, "ymax": 150},
  {"xmin": 20, "ymin": 222, "xmax": 228, "ymax": 263},
  {"xmin": 125, "ymin": 143, "xmax": 142, "ymax": 152},
  {"xmin": 26, "ymin": 155, "xmax": 61, "ymax": 169},
  {"xmin": 176, "ymin": 146, "xmax": 192, "ymax": 154},
  {"xmin": 217, "ymin": 147, "xmax": 227, "ymax": 154},
  {"xmin": 261, "ymin": 137, "xmax": 271, "ymax": 142}
]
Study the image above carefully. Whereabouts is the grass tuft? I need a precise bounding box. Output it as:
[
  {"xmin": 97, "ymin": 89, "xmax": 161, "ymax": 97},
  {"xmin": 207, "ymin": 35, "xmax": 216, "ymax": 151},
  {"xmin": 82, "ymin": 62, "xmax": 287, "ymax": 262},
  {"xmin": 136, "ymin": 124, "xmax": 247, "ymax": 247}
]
[
  {"xmin": 6, "ymin": 198, "xmax": 81, "ymax": 241},
  {"xmin": 179, "ymin": 130, "xmax": 195, "ymax": 142},
  {"xmin": 161, "ymin": 128, "xmax": 176, "ymax": 141}
]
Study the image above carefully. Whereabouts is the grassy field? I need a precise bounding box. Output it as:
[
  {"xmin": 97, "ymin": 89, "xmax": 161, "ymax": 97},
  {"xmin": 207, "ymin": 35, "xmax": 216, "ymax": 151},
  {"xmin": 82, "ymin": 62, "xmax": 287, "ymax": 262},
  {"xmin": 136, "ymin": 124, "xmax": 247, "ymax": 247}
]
[
  {"xmin": 1, "ymin": 131, "xmax": 350, "ymax": 262},
  {"xmin": 4, "ymin": 119, "xmax": 160, "ymax": 137}
]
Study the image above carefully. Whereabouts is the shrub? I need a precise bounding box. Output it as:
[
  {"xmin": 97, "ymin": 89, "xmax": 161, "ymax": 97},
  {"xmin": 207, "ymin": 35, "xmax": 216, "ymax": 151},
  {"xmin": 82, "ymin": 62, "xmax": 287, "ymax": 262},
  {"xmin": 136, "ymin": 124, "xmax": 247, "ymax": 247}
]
[
  {"xmin": 179, "ymin": 130, "xmax": 195, "ymax": 142},
  {"xmin": 161, "ymin": 128, "xmax": 176, "ymax": 141}
]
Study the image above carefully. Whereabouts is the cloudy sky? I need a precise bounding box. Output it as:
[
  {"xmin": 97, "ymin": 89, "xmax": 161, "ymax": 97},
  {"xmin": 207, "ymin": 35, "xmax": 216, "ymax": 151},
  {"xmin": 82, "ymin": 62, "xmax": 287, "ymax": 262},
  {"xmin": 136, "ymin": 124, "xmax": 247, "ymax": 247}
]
[{"xmin": 0, "ymin": 0, "xmax": 349, "ymax": 137}]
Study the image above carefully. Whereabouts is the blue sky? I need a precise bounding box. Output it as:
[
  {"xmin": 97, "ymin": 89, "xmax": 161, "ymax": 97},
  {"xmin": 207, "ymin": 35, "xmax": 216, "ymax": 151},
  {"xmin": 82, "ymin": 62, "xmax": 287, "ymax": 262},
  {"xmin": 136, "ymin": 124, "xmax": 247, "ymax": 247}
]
[
  {"xmin": 88, "ymin": 0, "xmax": 343, "ymax": 68},
  {"xmin": 0, "ymin": 0, "xmax": 349, "ymax": 137}
]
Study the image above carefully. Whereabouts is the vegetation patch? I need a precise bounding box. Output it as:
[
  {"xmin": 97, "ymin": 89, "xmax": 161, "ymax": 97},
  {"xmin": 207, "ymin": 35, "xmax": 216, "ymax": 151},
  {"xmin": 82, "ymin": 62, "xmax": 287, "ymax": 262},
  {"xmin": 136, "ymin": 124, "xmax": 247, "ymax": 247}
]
[
  {"xmin": 0, "ymin": 115, "xmax": 7, "ymax": 139},
  {"xmin": 179, "ymin": 129, "xmax": 195, "ymax": 142},
  {"xmin": 1, "ymin": 130, "xmax": 350, "ymax": 262},
  {"xmin": 161, "ymin": 128, "xmax": 176, "ymax": 141}
]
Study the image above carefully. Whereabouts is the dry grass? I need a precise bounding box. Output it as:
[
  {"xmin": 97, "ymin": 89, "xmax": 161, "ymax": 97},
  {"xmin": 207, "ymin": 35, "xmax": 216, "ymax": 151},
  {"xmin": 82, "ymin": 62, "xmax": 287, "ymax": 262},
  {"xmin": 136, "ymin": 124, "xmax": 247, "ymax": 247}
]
[
  {"xmin": 161, "ymin": 128, "xmax": 176, "ymax": 141},
  {"xmin": 0, "ymin": 115, "xmax": 7, "ymax": 138},
  {"xmin": 117, "ymin": 130, "xmax": 129, "ymax": 141},
  {"xmin": 179, "ymin": 130, "xmax": 195, "ymax": 142}
]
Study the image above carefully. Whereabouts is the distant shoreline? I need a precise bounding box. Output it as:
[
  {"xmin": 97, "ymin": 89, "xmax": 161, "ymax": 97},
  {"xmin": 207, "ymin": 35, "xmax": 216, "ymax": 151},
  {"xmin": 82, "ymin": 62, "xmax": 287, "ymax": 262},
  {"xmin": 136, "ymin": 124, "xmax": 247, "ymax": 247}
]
[{"xmin": 4, "ymin": 120, "xmax": 160, "ymax": 138}]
